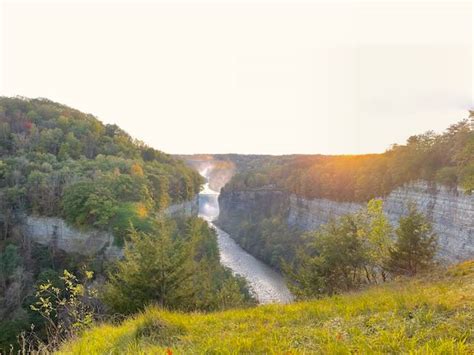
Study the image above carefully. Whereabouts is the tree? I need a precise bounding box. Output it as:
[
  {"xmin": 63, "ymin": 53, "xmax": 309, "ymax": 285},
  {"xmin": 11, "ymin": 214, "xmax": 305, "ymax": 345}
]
[
  {"xmin": 62, "ymin": 181, "xmax": 117, "ymax": 229},
  {"xmin": 286, "ymin": 214, "xmax": 368, "ymax": 298},
  {"xmin": 0, "ymin": 187, "xmax": 26, "ymax": 240},
  {"xmin": 110, "ymin": 203, "xmax": 153, "ymax": 245},
  {"xmin": 58, "ymin": 132, "xmax": 82, "ymax": 160},
  {"xmin": 388, "ymin": 205, "xmax": 437, "ymax": 275},
  {"xmin": 215, "ymin": 275, "xmax": 250, "ymax": 310},
  {"xmin": 38, "ymin": 128, "xmax": 63, "ymax": 155},
  {"xmin": 357, "ymin": 199, "xmax": 393, "ymax": 282},
  {"xmin": 460, "ymin": 163, "xmax": 474, "ymax": 194},
  {"xmin": 285, "ymin": 200, "xmax": 393, "ymax": 298},
  {"xmin": 0, "ymin": 245, "xmax": 21, "ymax": 290},
  {"xmin": 103, "ymin": 223, "xmax": 194, "ymax": 314},
  {"xmin": 148, "ymin": 173, "xmax": 170, "ymax": 211}
]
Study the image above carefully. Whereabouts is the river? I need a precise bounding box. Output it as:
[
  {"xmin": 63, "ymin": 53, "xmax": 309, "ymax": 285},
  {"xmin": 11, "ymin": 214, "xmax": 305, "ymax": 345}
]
[{"xmin": 199, "ymin": 182, "xmax": 294, "ymax": 304}]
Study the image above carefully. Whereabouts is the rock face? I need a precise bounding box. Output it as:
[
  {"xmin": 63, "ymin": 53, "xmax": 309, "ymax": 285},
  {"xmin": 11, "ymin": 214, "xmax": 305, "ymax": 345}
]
[
  {"xmin": 164, "ymin": 195, "xmax": 200, "ymax": 218},
  {"xmin": 384, "ymin": 183, "xmax": 473, "ymax": 262},
  {"xmin": 22, "ymin": 196, "xmax": 199, "ymax": 258},
  {"xmin": 219, "ymin": 182, "xmax": 474, "ymax": 263},
  {"xmin": 218, "ymin": 187, "xmax": 289, "ymax": 233},
  {"xmin": 22, "ymin": 216, "xmax": 123, "ymax": 259}
]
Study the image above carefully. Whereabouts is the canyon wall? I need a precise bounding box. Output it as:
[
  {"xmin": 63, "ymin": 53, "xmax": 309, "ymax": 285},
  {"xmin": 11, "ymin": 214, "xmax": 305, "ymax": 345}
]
[
  {"xmin": 164, "ymin": 195, "xmax": 200, "ymax": 217},
  {"xmin": 22, "ymin": 216, "xmax": 123, "ymax": 259},
  {"xmin": 219, "ymin": 182, "xmax": 474, "ymax": 263},
  {"xmin": 22, "ymin": 196, "xmax": 199, "ymax": 258},
  {"xmin": 218, "ymin": 187, "xmax": 289, "ymax": 235}
]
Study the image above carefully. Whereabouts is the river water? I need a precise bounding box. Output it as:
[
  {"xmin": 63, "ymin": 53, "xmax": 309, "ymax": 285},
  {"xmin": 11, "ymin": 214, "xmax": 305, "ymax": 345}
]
[{"xmin": 199, "ymin": 183, "xmax": 293, "ymax": 304}]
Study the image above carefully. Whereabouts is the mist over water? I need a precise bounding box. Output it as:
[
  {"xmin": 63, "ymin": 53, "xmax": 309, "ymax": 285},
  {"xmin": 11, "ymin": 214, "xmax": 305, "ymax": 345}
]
[{"xmin": 198, "ymin": 169, "xmax": 293, "ymax": 304}]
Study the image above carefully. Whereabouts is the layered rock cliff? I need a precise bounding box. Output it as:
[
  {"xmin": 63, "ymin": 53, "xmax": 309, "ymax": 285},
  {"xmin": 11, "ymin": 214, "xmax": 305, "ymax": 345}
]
[
  {"xmin": 164, "ymin": 195, "xmax": 200, "ymax": 218},
  {"xmin": 22, "ymin": 196, "xmax": 199, "ymax": 258},
  {"xmin": 22, "ymin": 216, "xmax": 123, "ymax": 259},
  {"xmin": 219, "ymin": 182, "xmax": 474, "ymax": 263}
]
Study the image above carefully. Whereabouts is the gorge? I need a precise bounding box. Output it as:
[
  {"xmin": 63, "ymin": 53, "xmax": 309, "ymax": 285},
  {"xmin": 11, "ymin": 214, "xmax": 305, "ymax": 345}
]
[
  {"xmin": 180, "ymin": 151, "xmax": 474, "ymax": 268},
  {"xmin": 1, "ymin": 97, "xmax": 472, "ymax": 352},
  {"xmin": 180, "ymin": 149, "xmax": 474, "ymax": 305},
  {"xmin": 198, "ymin": 174, "xmax": 293, "ymax": 304}
]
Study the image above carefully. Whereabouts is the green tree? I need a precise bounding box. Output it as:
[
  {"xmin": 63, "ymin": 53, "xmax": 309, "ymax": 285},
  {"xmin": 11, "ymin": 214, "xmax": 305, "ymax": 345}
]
[
  {"xmin": 357, "ymin": 199, "xmax": 393, "ymax": 282},
  {"xmin": 38, "ymin": 128, "xmax": 63, "ymax": 155},
  {"xmin": 388, "ymin": 205, "xmax": 437, "ymax": 275},
  {"xmin": 216, "ymin": 276, "xmax": 250, "ymax": 310},
  {"xmin": 285, "ymin": 200, "xmax": 394, "ymax": 298},
  {"xmin": 286, "ymin": 214, "xmax": 367, "ymax": 298},
  {"xmin": 103, "ymin": 223, "xmax": 194, "ymax": 314},
  {"xmin": 110, "ymin": 203, "xmax": 152, "ymax": 245},
  {"xmin": 0, "ymin": 187, "xmax": 25, "ymax": 240},
  {"xmin": 460, "ymin": 163, "xmax": 474, "ymax": 194},
  {"xmin": 0, "ymin": 244, "xmax": 21, "ymax": 290},
  {"xmin": 58, "ymin": 132, "xmax": 82, "ymax": 160},
  {"xmin": 62, "ymin": 181, "xmax": 117, "ymax": 229}
]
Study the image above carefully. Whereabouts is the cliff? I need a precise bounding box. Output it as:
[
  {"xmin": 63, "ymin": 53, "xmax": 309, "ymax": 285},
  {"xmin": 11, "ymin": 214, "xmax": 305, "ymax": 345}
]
[
  {"xmin": 22, "ymin": 216, "xmax": 123, "ymax": 259},
  {"xmin": 219, "ymin": 182, "xmax": 474, "ymax": 263},
  {"xmin": 163, "ymin": 195, "xmax": 200, "ymax": 217},
  {"xmin": 218, "ymin": 187, "xmax": 289, "ymax": 235},
  {"xmin": 22, "ymin": 196, "xmax": 199, "ymax": 259}
]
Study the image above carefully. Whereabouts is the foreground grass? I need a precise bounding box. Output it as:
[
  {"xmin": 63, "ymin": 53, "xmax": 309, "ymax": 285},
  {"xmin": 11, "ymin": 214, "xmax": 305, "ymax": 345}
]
[{"xmin": 62, "ymin": 261, "xmax": 474, "ymax": 354}]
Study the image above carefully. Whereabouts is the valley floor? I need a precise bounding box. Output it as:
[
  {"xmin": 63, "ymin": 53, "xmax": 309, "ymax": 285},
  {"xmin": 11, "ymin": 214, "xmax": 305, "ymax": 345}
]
[{"xmin": 61, "ymin": 261, "xmax": 474, "ymax": 354}]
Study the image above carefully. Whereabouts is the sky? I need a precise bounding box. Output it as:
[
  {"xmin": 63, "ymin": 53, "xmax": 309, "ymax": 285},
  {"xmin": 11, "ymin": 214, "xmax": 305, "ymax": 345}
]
[{"xmin": 0, "ymin": 0, "xmax": 473, "ymax": 155}]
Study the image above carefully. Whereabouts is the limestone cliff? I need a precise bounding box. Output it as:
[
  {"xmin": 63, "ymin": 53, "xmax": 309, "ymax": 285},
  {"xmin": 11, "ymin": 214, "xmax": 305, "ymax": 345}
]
[
  {"xmin": 218, "ymin": 187, "xmax": 289, "ymax": 236},
  {"xmin": 164, "ymin": 195, "xmax": 200, "ymax": 217},
  {"xmin": 219, "ymin": 182, "xmax": 474, "ymax": 263},
  {"xmin": 22, "ymin": 216, "xmax": 123, "ymax": 259},
  {"xmin": 22, "ymin": 196, "xmax": 199, "ymax": 258}
]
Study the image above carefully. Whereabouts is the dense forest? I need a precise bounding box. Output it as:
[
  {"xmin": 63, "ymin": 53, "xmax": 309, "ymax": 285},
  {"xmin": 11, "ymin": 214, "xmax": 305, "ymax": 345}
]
[
  {"xmin": 0, "ymin": 97, "xmax": 254, "ymax": 351},
  {"xmin": 223, "ymin": 119, "xmax": 474, "ymax": 202},
  {"xmin": 0, "ymin": 96, "xmax": 204, "ymax": 240}
]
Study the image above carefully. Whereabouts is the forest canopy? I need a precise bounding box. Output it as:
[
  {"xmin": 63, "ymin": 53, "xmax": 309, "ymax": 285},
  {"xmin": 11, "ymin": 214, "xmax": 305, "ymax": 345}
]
[
  {"xmin": 0, "ymin": 96, "xmax": 203, "ymax": 238},
  {"xmin": 223, "ymin": 119, "xmax": 474, "ymax": 202}
]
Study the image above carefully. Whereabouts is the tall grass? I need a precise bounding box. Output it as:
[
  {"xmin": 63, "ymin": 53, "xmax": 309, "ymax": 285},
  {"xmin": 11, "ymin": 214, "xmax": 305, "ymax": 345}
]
[{"xmin": 61, "ymin": 261, "xmax": 474, "ymax": 354}]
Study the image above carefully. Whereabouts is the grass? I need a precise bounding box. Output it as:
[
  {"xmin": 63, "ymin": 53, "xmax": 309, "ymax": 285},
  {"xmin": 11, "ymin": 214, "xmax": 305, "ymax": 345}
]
[{"xmin": 61, "ymin": 261, "xmax": 474, "ymax": 354}]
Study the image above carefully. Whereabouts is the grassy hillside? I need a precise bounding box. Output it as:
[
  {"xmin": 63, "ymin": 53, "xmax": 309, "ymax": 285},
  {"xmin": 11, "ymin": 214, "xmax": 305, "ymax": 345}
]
[{"xmin": 62, "ymin": 261, "xmax": 474, "ymax": 354}]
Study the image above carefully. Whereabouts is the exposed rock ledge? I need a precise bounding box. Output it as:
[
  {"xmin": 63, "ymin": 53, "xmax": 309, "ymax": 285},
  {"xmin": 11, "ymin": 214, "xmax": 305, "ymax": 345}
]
[
  {"xmin": 287, "ymin": 182, "xmax": 473, "ymax": 263},
  {"xmin": 219, "ymin": 182, "xmax": 473, "ymax": 264},
  {"xmin": 164, "ymin": 195, "xmax": 199, "ymax": 217},
  {"xmin": 22, "ymin": 216, "xmax": 123, "ymax": 259},
  {"xmin": 22, "ymin": 196, "xmax": 199, "ymax": 259}
]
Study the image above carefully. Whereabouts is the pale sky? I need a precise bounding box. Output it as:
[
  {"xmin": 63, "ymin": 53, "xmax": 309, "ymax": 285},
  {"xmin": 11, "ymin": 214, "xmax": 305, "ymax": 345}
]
[{"xmin": 1, "ymin": 0, "xmax": 472, "ymax": 155}]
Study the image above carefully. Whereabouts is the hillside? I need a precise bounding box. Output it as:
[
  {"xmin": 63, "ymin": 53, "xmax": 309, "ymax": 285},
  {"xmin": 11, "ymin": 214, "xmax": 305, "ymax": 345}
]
[
  {"xmin": 0, "ymin": 97, "xmax": 227, "ymax": 350},
  {"xmin": 62, "ymin": 261, "xmax": 474, "ymax": 354},
  {"xmin": 0, "ymin": 97, "xmax": 203, "ymax": 239}
]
